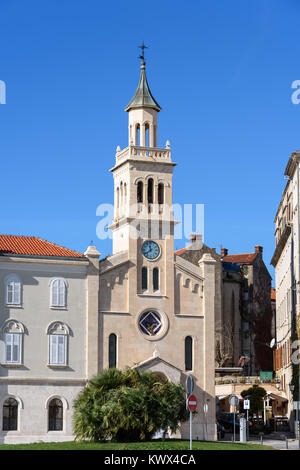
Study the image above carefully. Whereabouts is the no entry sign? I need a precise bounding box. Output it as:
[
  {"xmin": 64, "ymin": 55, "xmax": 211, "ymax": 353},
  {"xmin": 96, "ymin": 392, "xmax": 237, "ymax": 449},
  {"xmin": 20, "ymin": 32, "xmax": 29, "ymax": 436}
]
[{"xmin": 187, "ymin": 394, "xmax": 197, "ymax": 412}]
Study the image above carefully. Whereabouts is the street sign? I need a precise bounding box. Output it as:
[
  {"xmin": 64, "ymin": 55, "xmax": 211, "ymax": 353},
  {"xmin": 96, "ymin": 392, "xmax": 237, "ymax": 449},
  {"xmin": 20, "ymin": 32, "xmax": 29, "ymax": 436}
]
[
  {"xmin": 229, "ymin": 395, "xmax": 239, "ymax": 407},
  {"xmin": 187, "ymin": 394, "xmax": 197, "ymax": 412},
  {"xmin": 243, "ymin": 399, "xmax": 250, "ymax": 410},
  {"xmin": 185, "ymin": 375, "xmax": 194, "ymax": 397}
]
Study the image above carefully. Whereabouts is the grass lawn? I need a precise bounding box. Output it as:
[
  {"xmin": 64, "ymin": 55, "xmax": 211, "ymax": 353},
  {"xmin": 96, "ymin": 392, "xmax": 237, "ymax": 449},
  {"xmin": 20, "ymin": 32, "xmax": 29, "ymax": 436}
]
[{"xmin": 0, "ymin": 439, "xmax": 274, "ymax": 450}]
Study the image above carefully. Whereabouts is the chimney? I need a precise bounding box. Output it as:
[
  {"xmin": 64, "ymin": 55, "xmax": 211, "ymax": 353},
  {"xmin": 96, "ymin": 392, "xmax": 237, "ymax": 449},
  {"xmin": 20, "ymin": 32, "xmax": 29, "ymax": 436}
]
[
  {"xmin": 221, "ymin": 248, "xmax": 228, "ymax": 257},
  {"xmin": 189, "ymin": 234, "xmax": 203, "ymax": 251},
  {"xmin": 190, "ymin": 233, "xmax": 202, "ymax": 244},
  {"xmin": 255, "ymin": 245, "xmax": 263, "ymax": 254}
]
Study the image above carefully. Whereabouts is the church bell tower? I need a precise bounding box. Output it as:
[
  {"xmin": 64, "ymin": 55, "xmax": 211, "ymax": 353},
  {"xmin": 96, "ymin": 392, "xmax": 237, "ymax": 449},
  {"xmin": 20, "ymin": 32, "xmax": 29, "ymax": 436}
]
[
  {"xmin": 100, "ymin": 48, "xmax": 216, "ymax": 441},
  {"xmin": 109, "ymin": 49, "xmax": 177, "ymax": 303}
]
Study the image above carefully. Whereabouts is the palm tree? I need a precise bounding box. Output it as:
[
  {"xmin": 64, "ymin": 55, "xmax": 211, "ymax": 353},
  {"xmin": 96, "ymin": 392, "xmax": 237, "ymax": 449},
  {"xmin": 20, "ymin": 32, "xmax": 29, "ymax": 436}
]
[{"xmin": 73, "ymin": 368, "xmax": 188, "ymax": 442}]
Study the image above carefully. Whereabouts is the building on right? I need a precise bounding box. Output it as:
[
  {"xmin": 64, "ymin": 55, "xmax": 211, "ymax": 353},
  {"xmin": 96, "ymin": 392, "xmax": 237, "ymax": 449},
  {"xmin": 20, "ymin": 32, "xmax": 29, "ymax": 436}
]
[
  {"xmin": 220, "ymin": 246, "xmax": 273, "ymax": 376},
  {"xmin": 271, "ymin": 150, "xmax": 300, "ymax": 431}
]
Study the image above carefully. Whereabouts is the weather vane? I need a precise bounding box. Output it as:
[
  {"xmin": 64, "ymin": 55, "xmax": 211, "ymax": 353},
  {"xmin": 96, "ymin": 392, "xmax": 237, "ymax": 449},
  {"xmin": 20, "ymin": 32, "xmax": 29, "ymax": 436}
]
[{"xmin": 138, "ymin": 41, "xmax": 148, "ymax": 61}]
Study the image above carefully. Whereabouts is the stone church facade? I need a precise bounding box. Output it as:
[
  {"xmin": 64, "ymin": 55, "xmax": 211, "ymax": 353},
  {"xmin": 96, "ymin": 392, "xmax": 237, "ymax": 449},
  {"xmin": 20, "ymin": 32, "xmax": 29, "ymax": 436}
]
[
  {"xmin": 97, "ymin": 58, "xmax": 216, "ymax": 440},
  {"xmin": 0, "ymin": 58, "xmax": 217, "ymax": 443}
]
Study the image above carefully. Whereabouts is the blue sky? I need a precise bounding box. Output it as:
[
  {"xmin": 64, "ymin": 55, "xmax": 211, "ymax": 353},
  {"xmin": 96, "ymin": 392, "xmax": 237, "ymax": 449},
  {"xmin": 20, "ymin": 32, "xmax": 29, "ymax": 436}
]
[{"xmin": 1, "ymin": 0, "xmax": 300, "ymax": 283}]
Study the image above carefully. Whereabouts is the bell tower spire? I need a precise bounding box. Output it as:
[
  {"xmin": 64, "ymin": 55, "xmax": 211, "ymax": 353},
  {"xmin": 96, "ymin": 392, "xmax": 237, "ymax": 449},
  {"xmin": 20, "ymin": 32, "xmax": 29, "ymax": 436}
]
[
  {"xmin": 125, "ymin": 44, "xmax": 161, "ymax": 147},
  {"xmin": 109, "ymin": 47, "xmax": 175, "ymax": 255}
]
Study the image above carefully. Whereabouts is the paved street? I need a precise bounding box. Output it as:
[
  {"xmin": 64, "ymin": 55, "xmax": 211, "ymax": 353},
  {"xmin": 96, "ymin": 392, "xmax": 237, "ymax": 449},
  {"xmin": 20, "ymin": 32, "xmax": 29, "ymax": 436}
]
[
  {"xmin": 221, "ymin": 433, "xmax": 300, "ymax": 450},
  {"xmin": 257, "ymin": 438, "xmax": 300, "ymax": 450}
]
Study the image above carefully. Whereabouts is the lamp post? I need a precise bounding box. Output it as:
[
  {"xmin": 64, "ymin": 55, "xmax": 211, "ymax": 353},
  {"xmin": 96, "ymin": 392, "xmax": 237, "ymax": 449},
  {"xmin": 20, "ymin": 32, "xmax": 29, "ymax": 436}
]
[
  {"xmin": 299, "ymin": 376, "xmax": 300, "ymax": 449},
  {"xmin": 289, "ymin": 383, "xmax": 295, "ymax": 435},
  {"xmin": 289, "ymin": 382, "xmax": 300, "ymax": 448}
]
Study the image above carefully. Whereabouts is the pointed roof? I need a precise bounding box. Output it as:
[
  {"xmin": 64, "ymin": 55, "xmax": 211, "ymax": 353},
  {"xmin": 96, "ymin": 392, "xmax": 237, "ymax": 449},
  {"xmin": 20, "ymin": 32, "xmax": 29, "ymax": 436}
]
[{"xmin": 125, "ymin": 60, "xmax": 161, "ymax": 112}]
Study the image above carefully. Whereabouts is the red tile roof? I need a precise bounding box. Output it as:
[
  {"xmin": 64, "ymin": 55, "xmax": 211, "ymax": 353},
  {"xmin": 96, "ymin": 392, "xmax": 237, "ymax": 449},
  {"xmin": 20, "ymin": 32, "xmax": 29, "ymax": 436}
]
[
  {"xmin": 174, "ymin": 247, "xmax": 187, "ymax": 255},
  {"xmin": 222, "ymin": 253, "xmax": 257, "ymax": 264},
  {"xmin": 0, "ymin": 235, "xmax": 85, "ymax": 259},
  {"xmin": 271, "ymin": 287, "xmax": 276, "ymax": 301}
]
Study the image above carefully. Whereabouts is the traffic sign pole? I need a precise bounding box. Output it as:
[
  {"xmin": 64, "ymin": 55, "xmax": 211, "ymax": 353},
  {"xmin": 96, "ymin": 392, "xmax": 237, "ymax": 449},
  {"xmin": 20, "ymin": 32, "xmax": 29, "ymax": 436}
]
[
  {"xmin": 190, "ymin": 411, "xmax": 192, "ymax": 450},
  {"xmin": 187, "ymin": 394, "xmax": 197, "ymax": 450},
  {"xmin": 243, "ymin": 399, "xmax": 250, "ymax": 441},
  {"xmin": 233, "ymin": 406, "xmax": 236, "ymax": 443},
  {"xmin": 247, "ymin": 409, "xmax": 249, "ymax": 441},
  {"xmin": 229, "ymin": 395, "xmax": 239, "ymax": 443}
]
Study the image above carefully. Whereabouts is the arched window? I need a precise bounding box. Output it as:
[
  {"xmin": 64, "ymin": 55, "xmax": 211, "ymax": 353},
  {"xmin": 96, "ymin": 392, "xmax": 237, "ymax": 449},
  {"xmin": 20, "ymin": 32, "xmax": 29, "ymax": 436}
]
[
  {"xmin": 142, "ymin": 267, "xmax": 148, "ymax": 290},
  {"xmin": 185, "ymin": 336, "xmax": 193, "ymax": 371},
  {"xmin": 47, "ymin": 322, "xmax": 69, "ymax": 366},
  {"xmin": 5, "ymin": 274, "xmax": 22, "ymax": 306},
  {"xmin": 109, "ymin": 333, "xmax": 117, "ymax": 368},
  {"xmin": 120, "ymin": 182, "xmax": 123, "ymax": 214},
  {"xmin": 136, "ymin": 124, "xmax": 140, "ymax": 146},
  {"xmin": 148, "ymin": 178, "xmax": 153, "ymax": 204},
  {"xmin": 50, "ymin": 279, "xmax": 66, "ymax": 307},
  {"xmin": 153, "ymin": 268, "xmax": 159, "ymax": 291},
  {"xmin": 116, "ymin": 187, "xmax": 119, "ymax": 209},
  {"xmin": 48, "ymin": 398, "xmax": 63, "ymax": 431},
  {"xmin": 145, "ymin": 123, "xmax": 150, "ymax": 147},
  {"xmin": 137, "ymin": 181, "xmax": 143, "ymax": 203},
  {"xmin": 2, "ymin": 320, "xmax": 25, "ymax": 365},
  {"xmin": 3, "ymin": 398, "xmax": 18, "ymax": 431},
  {"xmin": 158, "ymin": 183, "xmax": 164, "ymax": 205}
]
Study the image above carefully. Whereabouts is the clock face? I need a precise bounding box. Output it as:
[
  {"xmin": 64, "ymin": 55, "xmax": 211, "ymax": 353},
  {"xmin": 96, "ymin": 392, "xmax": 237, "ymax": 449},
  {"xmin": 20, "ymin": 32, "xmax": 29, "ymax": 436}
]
[{"xmin": 142, "ymin": 240, "xmax": 160, "ymax": 260}]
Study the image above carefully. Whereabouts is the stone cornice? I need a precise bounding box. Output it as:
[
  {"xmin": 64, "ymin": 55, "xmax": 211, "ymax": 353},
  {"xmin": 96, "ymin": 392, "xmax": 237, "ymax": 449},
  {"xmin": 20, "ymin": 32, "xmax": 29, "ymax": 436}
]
[
  {"xmin": 270, "ymin": 224, "xmax": 291, "ymax": 267},
  {"xmin": 174, "ymin": 255, "xmax": 204, "ymax": 281},
  {"xmin": 274, "ymin": 151, "xmax": 300, "ymax": 222},
  {"xmin": 99, "ymin": 251, "xmax": 129, "ymax": 274},
  {"xmin": 0, "ymin": 377, "xmax": 87, "ymax": 385},
  {"xmin": 0, "ymin": 256, "xmax": 88, "ymax": 266},
  {"xmin": 0, "ymin": 258, "xmax": 89, "ymax": 274}
]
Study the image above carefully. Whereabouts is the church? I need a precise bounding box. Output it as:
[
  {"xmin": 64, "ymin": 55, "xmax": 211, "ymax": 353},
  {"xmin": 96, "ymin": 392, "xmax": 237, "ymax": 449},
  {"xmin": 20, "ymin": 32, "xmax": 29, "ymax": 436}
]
[{"xmin": 0, "ymin": 55, "xmax": 216, "ymax": 443}]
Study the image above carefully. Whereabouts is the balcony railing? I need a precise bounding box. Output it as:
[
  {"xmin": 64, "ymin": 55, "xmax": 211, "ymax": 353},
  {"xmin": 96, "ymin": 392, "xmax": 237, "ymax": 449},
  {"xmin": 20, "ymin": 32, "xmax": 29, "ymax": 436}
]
[
  {"xmin": 115, "ymin": 145, "xmax": 172, "ymax": 166},
  {"xmin": 215, "ymin": 376, "xmax": 278, "ymax": 385}
]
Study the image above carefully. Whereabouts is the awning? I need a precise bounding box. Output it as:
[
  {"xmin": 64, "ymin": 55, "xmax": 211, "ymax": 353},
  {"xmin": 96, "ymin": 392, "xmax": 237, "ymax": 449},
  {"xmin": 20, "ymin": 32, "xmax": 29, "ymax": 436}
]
[
  {"xmin": 217, "ymin": 395, "xmax": 229, "ymax": 400},
  {"xmin": 266, "ymin": 392, "xmax": 287, "ymax": 403},
  {"xmin": 217, "ymin": 394, "xmax": 243, "ymax": 400}
]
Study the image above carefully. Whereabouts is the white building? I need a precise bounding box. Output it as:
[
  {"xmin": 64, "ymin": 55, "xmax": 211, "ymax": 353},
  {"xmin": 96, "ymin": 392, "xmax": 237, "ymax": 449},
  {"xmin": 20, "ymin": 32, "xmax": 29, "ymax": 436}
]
[
  {"xmin": 0, "ymin": 235, "xmax": 99, "ymax": 444},
  {"xmin": 271, "ymin": 150, "xmax": 300, "ymax": 428}
]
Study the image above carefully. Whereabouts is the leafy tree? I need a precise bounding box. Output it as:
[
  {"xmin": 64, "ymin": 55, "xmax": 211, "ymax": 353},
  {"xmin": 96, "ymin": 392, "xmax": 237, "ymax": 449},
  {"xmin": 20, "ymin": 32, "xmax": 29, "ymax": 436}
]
[
  {"xmin": 73, "ymin": 368, "xmax": 188, "ymax": 442},
  {"xmin": 241, "ymin": 385, "xmax": 267, "ymax": 415}
]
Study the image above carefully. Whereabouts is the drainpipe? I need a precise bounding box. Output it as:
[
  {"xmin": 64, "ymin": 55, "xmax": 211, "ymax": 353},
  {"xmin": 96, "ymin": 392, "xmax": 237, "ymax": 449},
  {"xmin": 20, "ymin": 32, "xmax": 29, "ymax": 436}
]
[{"xmin": 296, "ymin": 161, "xmax": 300, "ymax": 323}]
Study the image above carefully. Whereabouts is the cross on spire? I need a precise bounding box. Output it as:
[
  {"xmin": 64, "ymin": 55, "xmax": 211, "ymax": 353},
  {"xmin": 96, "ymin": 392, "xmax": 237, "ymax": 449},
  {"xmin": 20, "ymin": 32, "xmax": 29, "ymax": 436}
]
[{"xmin": 138, "ymin": 41, "xmax": 148, "ymax": 61}]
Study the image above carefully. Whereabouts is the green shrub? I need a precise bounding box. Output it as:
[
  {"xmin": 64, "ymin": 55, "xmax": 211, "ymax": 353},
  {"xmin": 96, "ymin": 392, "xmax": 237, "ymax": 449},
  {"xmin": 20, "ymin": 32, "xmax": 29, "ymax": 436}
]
[{"xmin": 73, "ymin": 368, "xmax": 189, "ymax": 442}]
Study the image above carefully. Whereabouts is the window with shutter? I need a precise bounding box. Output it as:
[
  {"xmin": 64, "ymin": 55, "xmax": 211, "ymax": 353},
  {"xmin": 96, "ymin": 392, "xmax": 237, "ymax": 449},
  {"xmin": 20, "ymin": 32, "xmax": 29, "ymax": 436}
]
[
  {"xmin": 50, "ymin": 279, "xmax": 66, "ymax": 307},
  {"xmin": 49, "ymin": 334, "xmax": 66, "ymax": 365},
  {"xmin": 5, "ymin": 333, "xmax": 21, "ymax": 363},
  {"xmin": 5, "ymin": 275, "xmax": 22, "ymax": 305}
]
